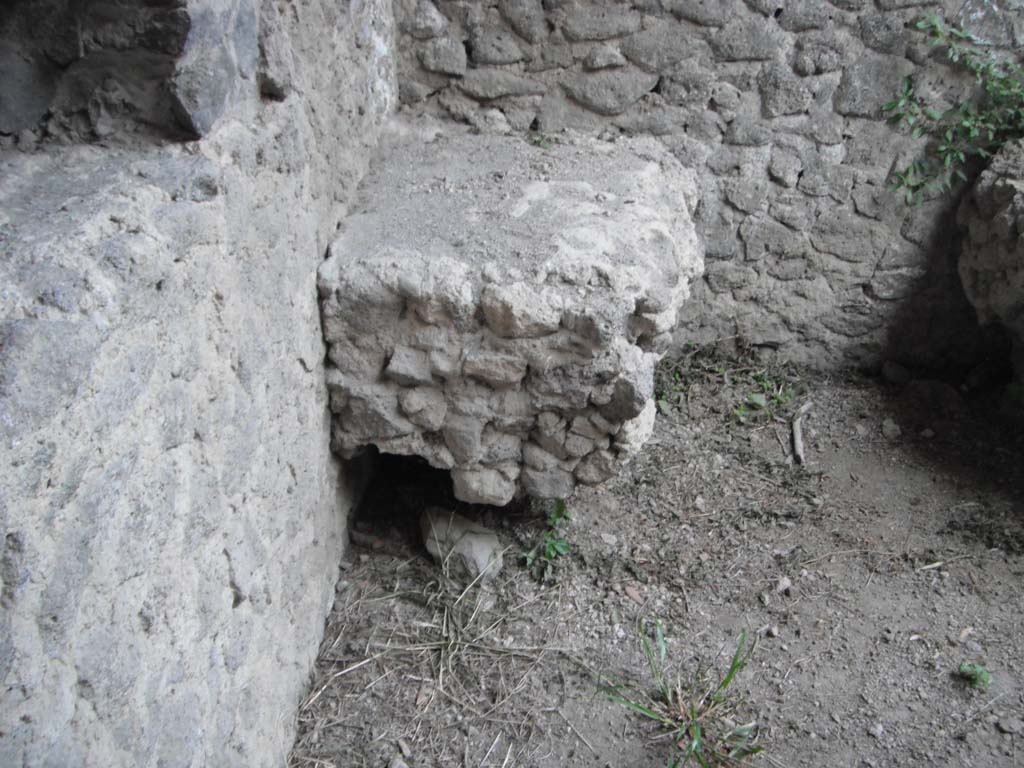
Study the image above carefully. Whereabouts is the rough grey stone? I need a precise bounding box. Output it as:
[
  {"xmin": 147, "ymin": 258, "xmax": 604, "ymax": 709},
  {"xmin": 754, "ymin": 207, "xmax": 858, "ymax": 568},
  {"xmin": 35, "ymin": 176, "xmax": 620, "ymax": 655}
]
[
  {"xmin": 459, "ymin": 69, "xmax": 546, "ymax": 100},
  {"xmin": 0, "ymin": 2, "xmax": 398, "ymax": 764},
  {"xmin": 834, "ymin": 53, "xmax": 914, "ymax": 117},
  {"xmin": 419, "ymin": 37, "xmax": 468, "ymax": 75},
  {"xmin": 521, "ymin": 466, "xmax": 576, "ymax": 498},
  {"xmin": 561, "ymin": 69, "xmax": 660, "ymax": 116},
  {"xmin": 421, "ymin": 509, "xmax": 504, "ymax": 578},
  {"xmin": 769, "ymin": 147, "xmax": 802, "ymax": 187},
  {"xmin": 404, "ymin": 0, "xmax": 448, "ymax": 39},
  {"xmin": 0, "ymin": 42, "xmax": 58, "ymax": 135},
  {"xmin": 318, "ymin": 123, "xmax": 702, "ymax": 504},
  {"xmin": 499, "ymin": 0, "xmax": 547, "ymax": 44},
  {"xmin": 562, "ymin": 7, "xmax": 642, "ymax": 41},
  {"xmin": 793, "ymin": 33, "xmax": 847, "ymax": 75},
  {"xmin": 759, "ymin": 62, "xmax": 812, "ymax": 117},
  {"xmin": 777, "ymin": 0, "xmax": 833, "ymax": 32},
  {"xmin": 860, "ymin": 14, "xmax": 907, "ymax": 54},
  {"xmin": 583, "ymin": 44, "xmax": 627, "ymax": 70},
  {"xmin": 469, "ymin": 27, "xmax": 525, "ymax": 65},
  {"xmin": 958, "ymin": 139, "xmax": 1024, "ymax": 380},
  {"xmin": 620, "ymin": 18, "xmax": 696, "ymax": 73},
  {"xmin": 664, "ymin": 0, "xmax": 733, "ymax": 26},
  {"xmin": 661, "ymin": 61, "xmax": 716, "ymax": 107},
  {"xmin": 711, "ymin": 19, "xmax": 787, "ymax": 61}
]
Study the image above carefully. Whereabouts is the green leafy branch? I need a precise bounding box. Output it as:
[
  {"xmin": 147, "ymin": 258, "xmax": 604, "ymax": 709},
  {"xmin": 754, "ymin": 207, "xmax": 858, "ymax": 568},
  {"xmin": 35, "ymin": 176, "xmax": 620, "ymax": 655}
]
[
  {"xmin": 522, "ymin": 499, "xmax": 571, "ymax": 580},
  {"xmin": 883, "ymin": 12, "xmax": 1024, "ymax": 203}
]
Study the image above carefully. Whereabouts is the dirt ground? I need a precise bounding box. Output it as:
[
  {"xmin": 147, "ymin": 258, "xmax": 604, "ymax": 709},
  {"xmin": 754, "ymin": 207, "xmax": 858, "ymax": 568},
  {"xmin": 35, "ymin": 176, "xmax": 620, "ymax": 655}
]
[{"xmin": 288, "ymin": 351, "xmax": 1024, "ymax": 768}]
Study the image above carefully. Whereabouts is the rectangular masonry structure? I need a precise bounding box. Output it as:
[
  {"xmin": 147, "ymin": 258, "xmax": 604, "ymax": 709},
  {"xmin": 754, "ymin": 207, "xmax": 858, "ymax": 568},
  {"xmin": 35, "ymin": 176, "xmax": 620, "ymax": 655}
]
[{"xmin": 318, "ymin": 121, "xmax": 704, "ymax": 504}]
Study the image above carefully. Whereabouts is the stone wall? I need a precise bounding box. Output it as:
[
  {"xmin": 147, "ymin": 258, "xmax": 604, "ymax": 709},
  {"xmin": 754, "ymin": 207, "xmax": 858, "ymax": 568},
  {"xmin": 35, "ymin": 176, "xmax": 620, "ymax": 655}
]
[
  {"xmin": 959, "ymin": 139, "xmax": 1024, "ymax": 382},
  {"xmin": 0, "ymin": 1, "xmax": 395, "ymax": 765},
  {"xmin": 319, "ymin": 125, "xmax": 703, "ymax": 505},
  {"xmin": 394, "ymin": 0, "xmax": 1022, "ymax": 369}
]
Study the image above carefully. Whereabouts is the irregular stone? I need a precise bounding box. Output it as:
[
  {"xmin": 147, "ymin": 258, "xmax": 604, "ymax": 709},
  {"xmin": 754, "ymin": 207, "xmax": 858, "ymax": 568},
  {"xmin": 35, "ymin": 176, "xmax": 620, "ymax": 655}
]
[
  {"xmin": 562, "ymin": 7, "xmax": 642, "ymax": 42},
  {"xmin": 499, "ymin": 0, "xmax": 546, "ymax": 44},
  {"xmin": 575, "ymin": 449, "xmax": 617, "ymax": 484},
  {"xmin": 419, "ymin": 38, "xmax": 467, "ymax": 75},
  {"xmin": 664, "ymin": 0, "xmax": 732, "ymax": 26},
  {"xmin": 794, "ymin": 42, "xmax": 842, "ymax": 75},
  {"xmin": 561, "ymin": 70, "xmax": 660, "ymax": 116},
  {"xmin": 421, "ymin": 509, "xmax": 504, "ymax": 578},
  {"xmin": 958, "ymin": 139, "xmax": 1024, "ymax": 381},
  {"xmin": 620, "ymin": 18, "xmax": 695, "ymax": 73},
  {"xmin": 740, "ymin": 213, "xmax": 810, "ymax": 260},
  {"xmin": 769, "ymin": 148, "xmax": 802, "ymax": 188},
  {"xmin": 834, "ymin": 54, "xmax": 914, "ymax": 117},
  {"xmin": 481, "ymin": 283, "xmax": 562, "ymax": 337},
  {"xmin": 0, "ymin": 42, "xmax": 57, "ymax": 134},
  {"xmin": 583, "ymin": 44, "xmax": 627, "ymax": 71},
  {"xmin": 459, "ymin": 70, "xmax": 546, "ymax": 100},
  {"xmin": 711, "ymin": 19, "xmax": 787, "ymax": 61},
  {"xmin": 404, "ymin": 0, "xmax": 448, "ymax": 39},
  {"xmin": 469, "ymin": 27, "xmax": 524, "ymax": 65},
  {"xmin": 385, "ymin": 346, "xmax": 434, "ymax": 386},
  {"xmin": 524, "ymin": 441, "xmax": 562, "ymax": 470},
  {"xmin": 320, "ymin": 124, "xmax": 702, "ymax": 503},
  {"xmin": 463, "ymin": 350, "xmax": 528, "ymax": 388},
  {"xmin": 564, "ymin": 432, "xmax": 595, "ymax": 458},
  {"xmin": 661, "ymin": 61, "xmax": 716, "ymax": 107},
  {"xmin": 443, "ymin": 413, "xmax": 485, "ymax": 464},
  {"xmin": 616, "ymin": 399, "xmax": 657, "ymax": 455},
  {"xmin": 521, "ymin": 466, "xmax": 575, "ymax": 498},
  {"xmin": 759, "ymin": 63, "xmax": 812, "ymax": 117},
  {"xmin": 725, "ymin": 113, "xmax": 772, "ymax": 146},
  {"xmin": 776, "ymin": 0, "xmax": 832, "ymax": 31},
  {"xmin": 860, "ymin": 14, "xmax": 906, "ymax": 54},
  {"xmin": 725, "ymin": 174, "xmax": 769, "ymax": 213},
  {"xmin": 399, "ymin": 387, "xmax": 448, "ymax": 431}
]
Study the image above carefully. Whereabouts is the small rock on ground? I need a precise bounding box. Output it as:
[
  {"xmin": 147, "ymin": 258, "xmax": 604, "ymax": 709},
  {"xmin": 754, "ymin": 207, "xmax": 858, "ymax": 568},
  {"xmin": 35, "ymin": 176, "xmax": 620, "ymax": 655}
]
[{"xmin": 420, "ymin": 508, "xmax": 503, "ymax": 581}]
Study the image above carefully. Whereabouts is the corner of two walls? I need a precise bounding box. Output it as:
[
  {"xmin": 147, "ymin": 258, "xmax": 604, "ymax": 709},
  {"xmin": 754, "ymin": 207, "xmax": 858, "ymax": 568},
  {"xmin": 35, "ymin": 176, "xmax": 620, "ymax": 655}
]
[
  {"xmin": 392, "ymin": 0, "xmax": 1020, "ymax": 372},
  {"xmin": 1, "ymin": 0, "xmax": 395, "ymax": 765}
]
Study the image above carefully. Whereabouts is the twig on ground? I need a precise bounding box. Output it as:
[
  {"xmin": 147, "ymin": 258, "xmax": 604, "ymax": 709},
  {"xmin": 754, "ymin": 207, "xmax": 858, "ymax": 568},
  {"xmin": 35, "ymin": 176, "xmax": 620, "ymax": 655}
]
[{"xmin": 791, "ymin": 401, "xmax": 814, "ymax": 465}]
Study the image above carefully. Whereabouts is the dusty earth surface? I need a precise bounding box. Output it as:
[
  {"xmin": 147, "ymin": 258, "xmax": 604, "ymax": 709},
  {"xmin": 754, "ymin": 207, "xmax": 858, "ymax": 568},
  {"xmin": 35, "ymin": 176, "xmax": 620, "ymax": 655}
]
[{"xmin": 289, "ymin": 349, "xmax": 1024, "ymax": 768}]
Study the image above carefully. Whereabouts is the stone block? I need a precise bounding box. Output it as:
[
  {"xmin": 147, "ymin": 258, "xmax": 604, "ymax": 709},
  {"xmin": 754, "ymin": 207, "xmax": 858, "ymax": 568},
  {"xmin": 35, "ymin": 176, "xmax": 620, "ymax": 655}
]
[
  {"xmin": 562, "ymin": 7, "xmax": 642, "ymax": 41},
  {"xmin": 561, "ymin": 69, "xmax": 660, "ymax": 116},
  {"xmin": 419, "ymin": 38, "xmax": 467, "ymax": 75},
  {"xmin": 319, "ymin": 123, "xmax": 703, "ymax": 504},
  {"xmin": 469, "ymin": 27, "xmax": 524, "ymax": 65},
  {"xmin": 834, "ymin": 53, "xmax": 914, "ymax": 117},
  {"xmin": 499, "ymin": 0, "xmax": 547, "ymax": 43},
  {"xmin": 711, "ymin": 19, "xmax": 787, "ymax": 61},
  {"xmin": 759, "ymin": 62, "xmax": 812, "ymax": 117},
  {"xmin": 459, "ymin": 69, "xmax": 546, "ymax": 100}
]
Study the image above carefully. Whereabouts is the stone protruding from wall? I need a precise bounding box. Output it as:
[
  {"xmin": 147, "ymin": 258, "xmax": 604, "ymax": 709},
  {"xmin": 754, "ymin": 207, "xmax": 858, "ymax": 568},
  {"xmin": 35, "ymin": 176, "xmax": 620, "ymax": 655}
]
[
  {"xmin": 318, "ymin": 122, "xmax": 702, "ymax": 505},
  {"xmin": 0, "ymin": 1, "xmax": 395, "ymax": 766},
  {"xmin": 959, "ymin": 139, "xmax": 1024, "ymax": 380},
  {"xmin": 393, "ymin": 0, "xmax": 1024, "ymax": 371},
  {"xmin": 0, "ymin": 0, "xmax": 262, "ymax": 143}
]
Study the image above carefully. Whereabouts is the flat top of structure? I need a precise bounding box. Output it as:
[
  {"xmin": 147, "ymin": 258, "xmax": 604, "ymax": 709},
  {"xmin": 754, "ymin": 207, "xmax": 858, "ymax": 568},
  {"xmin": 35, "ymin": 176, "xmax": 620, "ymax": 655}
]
[{"xmin": 327, "ymin": 119, "xmax": 698, "ymax": 284}]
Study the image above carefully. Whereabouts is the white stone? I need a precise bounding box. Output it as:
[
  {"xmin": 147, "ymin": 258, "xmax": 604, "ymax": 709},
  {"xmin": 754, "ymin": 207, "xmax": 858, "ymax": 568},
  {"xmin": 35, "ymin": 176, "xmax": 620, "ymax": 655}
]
[{"xmin": 420, "ymin": 509, "xmax": 504, "ymax": 579}]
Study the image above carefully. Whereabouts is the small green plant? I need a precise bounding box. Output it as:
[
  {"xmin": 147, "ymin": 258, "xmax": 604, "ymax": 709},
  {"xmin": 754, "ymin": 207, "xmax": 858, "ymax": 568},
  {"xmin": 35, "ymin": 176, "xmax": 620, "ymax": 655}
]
[
  {"xmin": 522, "ymin": 499, "xmax": 571, "ymax": 579},
  {"xmin": 957, "ymin": 662, "xmax": 993, "ymax": 690},
  {"xmin": 606, "ymin": 620, "xmax": 762, "ymax": 767},
  {"xmin": 733, "ymin": 371, "xmax": 795, "ymax": 425},
  {"xmin": 884, "ymin": 12, "xmax": 1024, "ymax": 203},
  {"xmin": 527, "ymin": 131, "xmax": 554, "ymax": 150}
]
